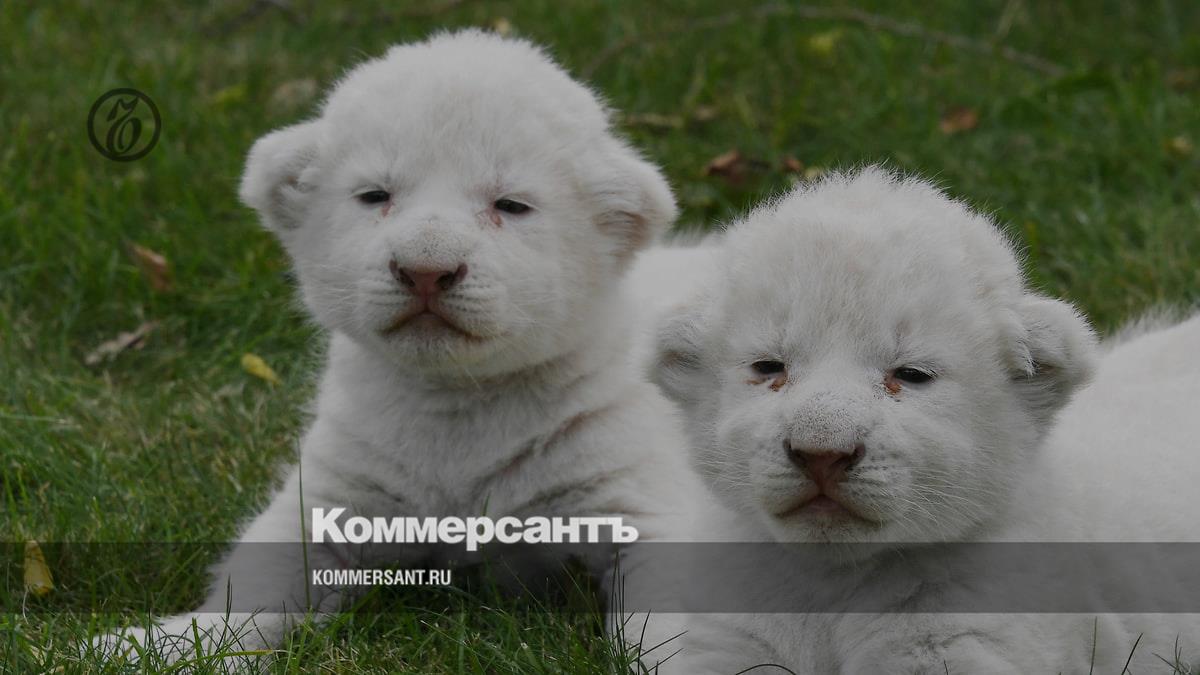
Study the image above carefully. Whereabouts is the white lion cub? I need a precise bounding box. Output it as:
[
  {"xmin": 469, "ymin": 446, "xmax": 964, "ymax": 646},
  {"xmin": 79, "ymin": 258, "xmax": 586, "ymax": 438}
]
[
  {"xmin": 650, "ymin": 167, "xmax": 1200, "ymax": 673},
  {"xmin": 97, "ymin": 30, "xmax": 701, "ymax": 660}
]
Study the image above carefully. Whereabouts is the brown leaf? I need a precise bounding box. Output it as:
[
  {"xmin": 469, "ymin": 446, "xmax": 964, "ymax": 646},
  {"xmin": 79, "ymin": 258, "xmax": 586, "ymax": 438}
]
[
  {"xmin": 939, "ymin": 106, "xmax": 979, "ymax": 135},
  {"xmin": 84, "ymin": 321, "xmax": 159, "ymax": 366},
  {"xmin": 129, "ymin": 243, "xmax": 172, "ymax": 292},
  {"xmin": 704, "ymin": 149, "xmax": 748, "ymax": 183},
  {"xmin": 781, "ymin": 155, "xmax": 805, "ymax": 173},
  {"xmin": 1166, "ymin": 69, "xmax": 1199, "ymax": 91}
]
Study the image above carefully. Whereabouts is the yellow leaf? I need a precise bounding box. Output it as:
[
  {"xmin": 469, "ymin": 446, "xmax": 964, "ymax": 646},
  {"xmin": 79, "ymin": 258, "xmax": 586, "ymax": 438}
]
[
  {"xmin": 24, "ymin": 540, "xmax": 54, "ymax": 597},
  {"xmin": 241, "ymin": 353, "xmax": 281, "ymax": 385},
  {"xmin": 1166, "ymin": 135, "xmax": 1193, "ymax": 158},
  {"xmin": 807, "ymin": 30, "xmax": 842, "ymax": 56},
  {"xmin": 210, "ymin": 83, "xmax": 248, "ymax": 108}
]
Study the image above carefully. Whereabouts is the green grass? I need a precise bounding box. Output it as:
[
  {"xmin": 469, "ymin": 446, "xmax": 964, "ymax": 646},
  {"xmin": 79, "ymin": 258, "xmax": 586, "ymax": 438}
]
[{"xmin": 2, "ymin": 0, "xmax": 1198, "ymax": 672}]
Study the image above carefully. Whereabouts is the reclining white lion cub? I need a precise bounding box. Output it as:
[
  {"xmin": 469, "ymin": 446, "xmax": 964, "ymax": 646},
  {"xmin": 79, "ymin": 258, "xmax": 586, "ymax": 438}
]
[
  {"xmin": 648, "ymin": 167, "xmax": 1200, "ymax": 673},
  {"xmin": 96, "ymin": 30, "xmax": 702, "ymax": 661}
]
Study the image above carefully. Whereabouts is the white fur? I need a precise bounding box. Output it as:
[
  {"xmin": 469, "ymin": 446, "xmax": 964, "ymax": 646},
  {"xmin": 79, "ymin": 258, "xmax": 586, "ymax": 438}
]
[
  {"xmin": 622, "ymin": 237, "xmax": 725, "ymax": 372},
  {"xmin": 95, "ymin": 30, "xmax": 704, "ymax": 663},
  {"xmin": 649, "ymin": 167, "xmax": 1200, "ymax": 673}
]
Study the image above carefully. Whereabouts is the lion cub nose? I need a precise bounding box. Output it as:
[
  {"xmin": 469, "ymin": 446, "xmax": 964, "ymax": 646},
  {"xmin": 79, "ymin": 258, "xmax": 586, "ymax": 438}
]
[
  {"xmin": 389, "ymin": 260, "xmax": 468, "ymax": 299},
  {"xmin": 787, "ymin": 444, "xmax": 866, "ymax": 485}
]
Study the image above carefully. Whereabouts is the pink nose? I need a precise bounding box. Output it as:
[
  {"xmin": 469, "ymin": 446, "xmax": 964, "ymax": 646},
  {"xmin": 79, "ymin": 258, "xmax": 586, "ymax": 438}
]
[
  {"xmin": 389, "ymin": 261, "xmax": 467, "ymax": 299},
  {"xmin": 787, "ymin": 444, "xmax": 865, "ymax": 485}
]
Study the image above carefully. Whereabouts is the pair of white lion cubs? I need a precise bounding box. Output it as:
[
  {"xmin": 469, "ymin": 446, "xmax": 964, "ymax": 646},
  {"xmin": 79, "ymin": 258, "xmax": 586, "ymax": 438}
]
[{"xmin": 104, "ymin": 31, "xmax": 1200, "ymax": 672}]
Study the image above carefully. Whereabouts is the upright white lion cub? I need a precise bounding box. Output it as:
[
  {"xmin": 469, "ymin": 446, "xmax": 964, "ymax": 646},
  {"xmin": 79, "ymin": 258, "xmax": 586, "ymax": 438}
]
[
  {"xmin": 98, "ymin": 30, "xmax": 701, "ymax": 659},
  {"xmin": 650, "ymin": 167, "xmax": 1200, "ymax": 673}
]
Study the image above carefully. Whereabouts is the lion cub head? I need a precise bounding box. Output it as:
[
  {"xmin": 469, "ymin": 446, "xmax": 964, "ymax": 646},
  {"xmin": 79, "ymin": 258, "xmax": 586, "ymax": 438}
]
[
  {"xmin": 240, "ymin": 31, "xmax": 676, "ymax": 379},
  {"xmin": 654, "ymin": 168, "xmax": 1096, "ymax": 545}
]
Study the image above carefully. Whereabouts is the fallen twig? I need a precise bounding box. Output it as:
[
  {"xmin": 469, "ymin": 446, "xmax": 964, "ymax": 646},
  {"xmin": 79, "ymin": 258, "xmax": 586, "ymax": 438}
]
[
  {"xmin": 204, "ymin": 0, "xmax": 301, "ymax": 38},
  {"xmin": 583, "ymin": 4, "xmax": 1066, "ymax": 78},
  {"xmin": 343, "ymin": 0, "xmax": 479, "ymax": 25},
  {"xmin": 83, "ymin": 321, "xmax": 160, "ymax": 366},
  {"xmin": 394, "ymin": 0, "xmax": 472, "ymax": 19}
]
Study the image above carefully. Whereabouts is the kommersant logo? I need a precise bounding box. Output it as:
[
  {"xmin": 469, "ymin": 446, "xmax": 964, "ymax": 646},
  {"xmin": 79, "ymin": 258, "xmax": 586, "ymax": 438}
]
[{"xmin": 311, "ymin": 508, "xmax": 638, "ymax": 551}]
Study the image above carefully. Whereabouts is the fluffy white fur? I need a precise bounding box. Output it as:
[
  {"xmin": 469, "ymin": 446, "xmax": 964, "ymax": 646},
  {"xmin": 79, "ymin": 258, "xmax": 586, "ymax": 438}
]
[
  {"xmin": 96, "ymin": 30, "xmax": 703, "ymax": 662},
  {"xmin": 648, "ymin": 167, "xmax": 1200, "ymax": 673}
]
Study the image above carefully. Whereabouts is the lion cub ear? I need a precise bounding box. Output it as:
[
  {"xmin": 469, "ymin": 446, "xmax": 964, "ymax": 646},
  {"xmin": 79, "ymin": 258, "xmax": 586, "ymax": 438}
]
[
  {"xmin": 239, "ymin": 120, "xmax": 324, "ymax": 234},
  {"xmin": 1009, "ymin": 294, "xmax": 1099, "ymax": 429},
  {"xmin": 589, "ymin": 140, "xmax": 679, "ymax": 264},
  {"xmin": 652, "ymin": 294, "xmax": 716, "ymax": 411}
]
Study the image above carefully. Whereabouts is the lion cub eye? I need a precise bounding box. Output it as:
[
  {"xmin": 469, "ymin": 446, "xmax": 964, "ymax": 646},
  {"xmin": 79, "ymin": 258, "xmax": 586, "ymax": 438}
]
[
  {"xmin": 494, "ymin": 198, "xmax": 531, "ymax": 215},
  {"xmin": 751, "ymin": 360, "xmax": 787, "ymax": 376},
  {"xmin": 893, "ymin": 366, "xmax": 935, "ymax": 384},
  {"xmin": 357, "ymin": 190, "xmax": 391, "ymax": 205}
]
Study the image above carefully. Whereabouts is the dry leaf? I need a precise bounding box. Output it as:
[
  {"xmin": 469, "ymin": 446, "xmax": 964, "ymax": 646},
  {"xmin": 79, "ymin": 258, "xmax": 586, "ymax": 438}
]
[
  {"xmin": 691, "ymin": 105, "xmax": 718, "ymax": 123},
  {"xmin": 704, "ymin": 149, "xmax": 748, "ymax": 183},
  {"xmin": 129, "ymin": 243, "xmax": 171, "ymax": 292},
  {"xmin": 491, "ymin": 17, "xmax": 512, "ymax": 36},
  {"xmin": 24, "ymin": 540, "xmax": 54, "ymax": 597},
  {"xmin": 241, "ymin": 353, "xmax": 281, "ymax": 385},
  {"xmin": 1166, "ymin": 69, "xmax": 1199, "ymax": 91},
  {"xmin": 84, "ymin": 321, "xmax": 159, "ymax": 366},
  {"xmin": 1166, "ymin": 135, "xmax": 1194, "ymax": 158},
  {"xmin": 781, "ymin": 155, "xmax": 805, "ymax": 173},
  {"xmin": 269, "ymin": 78, "xmax": 318, "ymax": 111},
  {"xmin": 704, "ymin": 149, "xmax": 742, "ymax": 174},
  {"xmin": 939, "ymin": 106, "xmax": 980, "ymax": 135}
]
